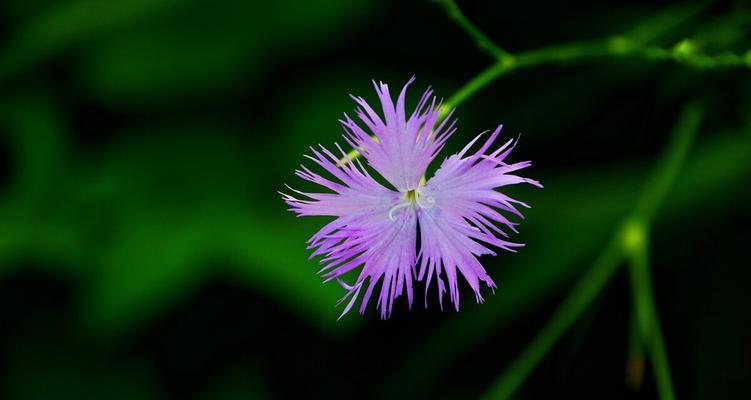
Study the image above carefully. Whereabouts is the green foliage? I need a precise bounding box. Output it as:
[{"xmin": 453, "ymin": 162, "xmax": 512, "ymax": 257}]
[
  {"xmin": 0, "ymin": 0, "xmax": 749, "ymax": 398},
  {"xmin": 0, "ymin": 102, "xmax": 353, "ymax": 337},
  {"xmin": 79, "ymin": 0, "xmax": 376, "ymax": 104}
]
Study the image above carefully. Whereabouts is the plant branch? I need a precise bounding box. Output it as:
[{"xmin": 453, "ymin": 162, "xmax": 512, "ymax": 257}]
[
  {"xmin": 443, "ymin": 38, "xmax": 747, "ymax": 112},
  {"xmin": 341, "ymin": 1, "xmax": 744, "ymax": 164},
  {"xmin": 434, "ymin": 0, "xmax": 512, "ymax": 61},
  {"xmin": 480, "ymin": 103, "xmax": 702, "ymax": 400},
  {"xmin": 626, "ymin": 304, "xmax": 646, "ymax": 390},
  {"xmin": 480, "ymin": 234, "xmax": 623, "ymax": 400},
  {"xmin": 627, "ymin": 235, "xmax": 675, "ymax": 400}
]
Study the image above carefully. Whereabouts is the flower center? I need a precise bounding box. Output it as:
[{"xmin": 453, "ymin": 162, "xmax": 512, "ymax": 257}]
[
  {"xmin": 388, "ymin": 188, "xmax": 435, "ymax": 221},
  {"xmin": 405, "ymin": 189, "xmax": 418, "ymax": 203}
]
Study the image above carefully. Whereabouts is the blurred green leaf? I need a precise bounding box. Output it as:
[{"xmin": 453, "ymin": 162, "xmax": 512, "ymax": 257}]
[
  {"xmin": 0, "ymin": 94, "xmax": 85, "ymax": 276},
  {"xmin": 0, "ymin": 93, "xmax": 66, "ymax": 206},
  {"xmin": 0, "ymin": 96, "xmax": 355, "ymax": 338},
  {"xmin": 0, "ymin": 0, "xmax": 177, "ymax": 78},
  {"xmin": 77, "ymin": 129, "xmax": 356, "ymax": 337},
  {"xmin": 78, "ymin": 0, "xmax": 377, "ymax": 104},
  {"xmin": 77, "ymin": 0, "xmax": 264, "ymax": 104}
]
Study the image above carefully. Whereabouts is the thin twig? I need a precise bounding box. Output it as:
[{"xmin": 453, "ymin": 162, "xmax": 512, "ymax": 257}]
[
  {"xmin": 443, "ymin": 37, "xmax": 748, "ymax": 112},
  {"xmin": 342, "ymin": 1, "xmax": 746, "ymax": 164},
  {"xmin": 434, "ymin": 0, "xmax": 512, "ymax": 61}
]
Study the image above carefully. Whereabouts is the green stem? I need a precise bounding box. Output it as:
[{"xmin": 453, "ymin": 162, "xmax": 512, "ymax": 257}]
[
  {"xmin": 621, "ymin": 102, "xmax": 701, "ymax": 398},
  {"xmin": 627, "ymin": 237, "xmax": 675, "ymax": 400},
  {"xmin": 626, "ymin": 304, "xmax": 646, "ymax": 390},
  {"xmin": 480, "ymin": 235, "xmax": 623, "ymax": 400},
  {"xmin": 649, "ymin": 312, "xmax": 675, "ymax": 400},
  {"xmin": 480, "ymin": 103, "xmax": 702, "ymax": 399},
  {"xmin": 339, "ymin": 0, "xmax": 739, "ymax": 164},
  {"xmin": 444, "ymin": 38, "xmax": 746, "ymax": 113},
  {"xmin": 442, "ymin": 60, "xmax": 515, "ymax": 113},
  {"xmin": 435, "ymin": 0, "xmax": 512, "ymax": 61},
  {"xmin": 635, "ymin": 102, "xmax": 704, "ymax": 222}
]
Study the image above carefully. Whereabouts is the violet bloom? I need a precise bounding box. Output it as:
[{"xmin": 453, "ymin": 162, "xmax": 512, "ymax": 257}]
[{"xmin": 282, "ymin": 78, "xmax": 541, "ymax": 319}]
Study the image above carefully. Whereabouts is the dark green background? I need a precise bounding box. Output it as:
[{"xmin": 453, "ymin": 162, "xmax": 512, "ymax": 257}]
[{"xmin": 1, "ymin": 0, "xmax": 750, "ymax": 398}]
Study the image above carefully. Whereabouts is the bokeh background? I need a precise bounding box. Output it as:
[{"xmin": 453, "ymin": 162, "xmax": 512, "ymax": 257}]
[{"xmin": 1, "ymin": 0, "xmax": 750, "ymax": 399}]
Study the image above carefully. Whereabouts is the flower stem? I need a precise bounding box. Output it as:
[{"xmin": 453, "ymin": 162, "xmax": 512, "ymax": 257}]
[
  {"xmin": 442, "ymin": 60, "xmax": 515, "ymax": 115},
  {"xmin": 626, "ymin": 305, "xmax": 646, "ymax": 390},
  {"xmin": 479, "ymin": 103, "xmax": 702, "ymax": 400},
  {"xmin": 480, "ymin": 234, "xmax": 623, "ymax": 400},
  {"xmin": 341, "ymin": 2, "xmax": 742, "ymax": 164},
  {"xmin": 634, "ymin": 102, "xmax": 704, "ymax": 222},
  {"xmin": 626, "ymin": 234, "xmax": 675, "ymax": 400},
  {"xmin": 442, "ymin": 38, "xmax": 746, "ymax": 113},
  {"xmin": 434, "ymin": 0, "xmax": 512, "ymax": 62}
]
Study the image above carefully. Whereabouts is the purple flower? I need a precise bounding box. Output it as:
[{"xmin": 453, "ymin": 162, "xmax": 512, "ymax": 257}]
[{"xmin": 282, "ymin": 78, "xmax": 541, "ymax": 319}]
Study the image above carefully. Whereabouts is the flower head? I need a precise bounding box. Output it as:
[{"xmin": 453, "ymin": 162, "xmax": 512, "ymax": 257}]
[{"xmin": 282, "ymin": 77, "xmax": 541, "ymax": 319}]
